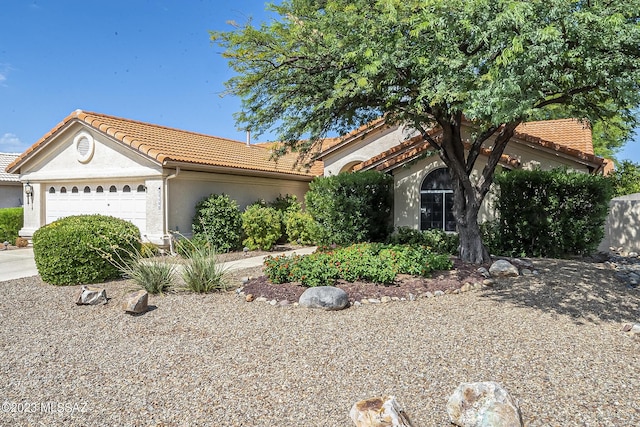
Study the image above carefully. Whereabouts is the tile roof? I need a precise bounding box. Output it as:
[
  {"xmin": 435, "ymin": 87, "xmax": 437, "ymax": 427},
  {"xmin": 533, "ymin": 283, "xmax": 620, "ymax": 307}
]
[
  {"xmin": 515, "ymin": 118, "xmax": 593, "ymax": 154},
  {"xmin": 0, "ymin": 153, "xmax": 20, "ymax": 183},
  {"xmin": 6, "ymin": 110, "xmax": 323, "ymax": 178}
]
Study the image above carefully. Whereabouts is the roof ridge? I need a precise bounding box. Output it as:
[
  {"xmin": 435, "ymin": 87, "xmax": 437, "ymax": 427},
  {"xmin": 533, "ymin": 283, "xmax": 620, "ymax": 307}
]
[{"xmin": 75, "ymin": 110, "xmax": 264, "ymax": 148}]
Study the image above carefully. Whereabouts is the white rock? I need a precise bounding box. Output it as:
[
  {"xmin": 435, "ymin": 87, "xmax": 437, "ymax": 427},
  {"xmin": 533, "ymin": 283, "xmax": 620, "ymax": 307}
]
[
  {"xmin": 447, "ymin": 381, "xmax": 523, "ymax": 427},
  {"xmin": 299, "ymin": 286, "xmax": 349, "ymax": 310},
  {"xmin": 350, "ymin": 396, "xmax": 414, "ymax": 426},
  {"xmin": 75, "ymin": 286, "xmax": 107, "ymax": 305}
]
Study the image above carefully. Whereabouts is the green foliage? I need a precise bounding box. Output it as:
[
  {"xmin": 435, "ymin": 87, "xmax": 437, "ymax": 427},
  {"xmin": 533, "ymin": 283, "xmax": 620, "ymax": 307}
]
[
  {"xmin": 241, "ymin": 204, "xmax": 282, "ymax": 250},
  {"xmin": 214, "ymin": 0, "xmax": 640, "ymax": 263},
  {"xmin": 285, "ymin": 211, "xmax": 319, "ymax": 244},
  {"xmin": 32, "ymin": 215, "xmax": 141, "ymax": 286},
  {"xmin": 263, "ymin": 243, "xmax": 452, "ymax": 287},
  {"xmin": 99, "ymin": 245, "xmax": 175, "ymax": 295},
  {"xmin": 0, "ymin": 207, "xmax": 23, "ymax": 245},
  {"xmin": 608, "ymin": 160, "xmax": 640, "ymax": 197},
  {"xmin": 192, "ymin": 193, "xmax": 242, "ymax": 252},
  {"xmin": 492, "ymin": 169, "xmax": 613, "ymax": 257},
  {"xmin": 179, "ymin": 241, "xmax": 229, "ymax": 293},
  {"xmin": 387, "ymin": 227, "xmax": 459, "ymax": 255},
  {"xmin": 305, "ymin": 171, "xmax": 393, "ymax": 245}
]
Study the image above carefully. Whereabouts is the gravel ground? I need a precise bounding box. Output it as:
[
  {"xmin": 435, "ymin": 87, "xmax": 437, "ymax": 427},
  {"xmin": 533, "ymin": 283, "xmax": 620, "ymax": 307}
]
[{"xmin": 1, "ymin": 258, "xmax": 639, "ymax": 426}]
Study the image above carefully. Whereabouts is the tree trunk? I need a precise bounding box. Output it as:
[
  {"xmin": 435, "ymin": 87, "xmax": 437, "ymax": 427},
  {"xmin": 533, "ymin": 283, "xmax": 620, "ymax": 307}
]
[{"xmin": 457, "ymin": 206, "xmax": 491, "ymax": 264}]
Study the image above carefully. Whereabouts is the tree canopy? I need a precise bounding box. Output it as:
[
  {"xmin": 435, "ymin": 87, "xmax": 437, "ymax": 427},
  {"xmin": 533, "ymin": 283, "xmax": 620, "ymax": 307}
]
[{"xmin": 213, "ymin": 0, "xmax": 640, "ymax": 262}]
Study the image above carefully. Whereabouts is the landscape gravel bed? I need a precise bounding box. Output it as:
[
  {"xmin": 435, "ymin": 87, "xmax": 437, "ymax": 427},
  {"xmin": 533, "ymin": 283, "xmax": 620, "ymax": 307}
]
[{"xmin": 1, "ymin": 258, "xmax": 639, "ymax": 426}]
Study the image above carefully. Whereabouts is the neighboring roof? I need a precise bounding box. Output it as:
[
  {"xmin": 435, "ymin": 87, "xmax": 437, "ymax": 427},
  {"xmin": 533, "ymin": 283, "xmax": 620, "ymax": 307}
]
[
  {"xmin": 515, "ymin": 119, "xmax": 593, "ymax": 154},
  {"xmin": 6, "ymin": 110, "xmax": 323, "ymax": 178},
  {"xmin": 0, "ymin": 153, "xmax": 20, "ymax": 183},
  {"xmin": 318, "ymin": 118, "xmax": 391, "ymax": 157}
]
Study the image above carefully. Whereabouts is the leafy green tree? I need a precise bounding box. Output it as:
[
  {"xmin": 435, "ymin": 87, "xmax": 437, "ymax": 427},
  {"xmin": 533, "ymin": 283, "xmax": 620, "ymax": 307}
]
[
  {"xmin": 213, "ymin": 0, "xmax": 640, "ymax": 263},
  {"xmin": 608, "ymin": 160, "xmax": 640, "ymax": 197}
]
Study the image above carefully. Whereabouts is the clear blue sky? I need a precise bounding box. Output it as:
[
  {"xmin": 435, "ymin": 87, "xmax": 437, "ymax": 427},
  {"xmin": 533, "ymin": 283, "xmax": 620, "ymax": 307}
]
[{"xmin": 1, "ymin": 1, "xmax": 639, "ymax": 163}]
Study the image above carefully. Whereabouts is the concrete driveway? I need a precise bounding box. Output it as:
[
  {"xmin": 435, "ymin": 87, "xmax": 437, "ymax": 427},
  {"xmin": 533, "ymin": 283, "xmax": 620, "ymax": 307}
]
[{"xmin": 0, "ymin": 247, "xmax": 38, "ymax": 281}]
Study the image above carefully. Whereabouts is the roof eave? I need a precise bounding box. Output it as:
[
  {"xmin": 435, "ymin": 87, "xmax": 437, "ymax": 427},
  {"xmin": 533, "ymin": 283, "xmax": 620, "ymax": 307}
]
[{"xmin": 162, "ymin": 160, "xmax": 317, "ymax": 182}]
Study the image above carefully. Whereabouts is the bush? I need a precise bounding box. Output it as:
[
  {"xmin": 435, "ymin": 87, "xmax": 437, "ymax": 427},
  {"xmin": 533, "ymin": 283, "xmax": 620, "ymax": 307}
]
[
  {"xmin": 32, "ymin": 215, "xmax": 141, "ymax": 285},
  {"xmin": 101, "ymin": 246, "xmax": 175, "ymax": 295},
  {"xmin": 180, "ymin": 240, "xmax": 229, "ymax": 293},
  {"xmin": 285, "ymin": 211, "xmax": 319, "ymax": 245},
  {"xmin": 0, "ymin": 207, "xmax": 23, "ymax": 245},
  {"xmin": 263, "ymin": 243, "xmax": 452, "ymax": 287},
  {"xmin": 387, "ymin": 227, "xmax": 459, "ymax": 255},
  {"xmin": 492, "ymin": 169, "xmax": 613, "ymax": 257},
  {"xmin": 192, "ymin": 194, "xmax": 242, "ymax": 252},
  {"xmin": 242, "ymin": 204, "xmax": 282, "ymax": 250},
  {"xmin": 305, "ymin": 170, "xmax": 393, "ymax": 245}
]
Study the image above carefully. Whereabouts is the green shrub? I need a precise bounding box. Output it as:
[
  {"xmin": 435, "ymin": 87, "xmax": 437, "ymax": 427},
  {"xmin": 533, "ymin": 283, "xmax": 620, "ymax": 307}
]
[
  {"xmin": 263, "ymin": 243, "xmax": 452, "ymax": 287},
  {"xmin": 180, "ymin": 241, "xmax": 229, "ymax": 293},
  {"xmin": 192, "ymin": 194, "xmax": 242, "ymax": 252},
  {"xmin": 101, "ymin": 245, "xmax": 175, "ymax": 295},
  {"xmin": 492, "ymin": 169, "xmax": 613, "ymax": 257},
  {"xmin": 32, "ymin": 215, "xmax": 141, "ymax": 285},
  {"xmin": 285, "ymin": 211, "xmax": 319, "ymax": 245},
  {"xmin": 305, "ymin": 170, "xmax": 393, "ymax": 245},
  {"xmin": 387, "ymin": 227, "xmax": 459, "ymax": 255},
  {"xmin": 0, "ymin": 207, "xmax": 23, "ymax": 245},
  {"xmin": 174, "ymin": 234, "xmax": 211, "ymax": 258},
  {"xmin": 241, "ymin": 204, "xmax": 282, "ymax": 250}
]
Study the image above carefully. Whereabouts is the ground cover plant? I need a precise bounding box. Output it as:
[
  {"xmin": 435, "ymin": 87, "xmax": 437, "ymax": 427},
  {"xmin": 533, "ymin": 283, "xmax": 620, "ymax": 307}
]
[{"xmin": 263, "ymin": 243, "xmax": 452, "ymax": 287}]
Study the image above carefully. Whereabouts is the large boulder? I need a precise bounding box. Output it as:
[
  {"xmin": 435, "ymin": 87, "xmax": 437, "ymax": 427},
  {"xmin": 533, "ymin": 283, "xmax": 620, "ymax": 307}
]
[
  {"xmin": 447, "ymin": 381, "xmax": 523, "ymax": 427},
  {"xmin": 350, "ymin": 396, "xmax": 414, "ymax": 427},
  {"xmin": 299, "ymin": 286, "xmax": 349, "ymax": 310},
  {"xmin": 489, "ymin": 260, "xmax": 520, "ymax": 278}
]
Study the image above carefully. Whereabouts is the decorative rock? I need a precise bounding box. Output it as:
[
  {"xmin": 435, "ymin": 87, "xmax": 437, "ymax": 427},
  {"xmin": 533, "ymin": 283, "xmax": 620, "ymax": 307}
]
[
  {"xmin": 391, "ymin": 297, "xmax": 400, "ymax": 301},
  {"xmin": 477, "ymin": 267, "xmax": 490, "ymax": 278},
  {"xmin": 354, "ymin": 301, "xmax": 362, "ymax": 307},
  {"xmin": 424, "ymin": 292, "xmax": 434, "ymax": 298},
  {"xmin": 368, "ymin": 298, "xmax": 381, "ymax": 304},
  {"xmin": 508, "ymin": 258, "xmax": 535, "ymax": 270},
  {"xmin": 434, "ymin": 290, "xmax": 445, "ymax": 297},
  {"xmin": 269, "ymin": 299, "xmax": 277, "ymax": 306},
  {"xmin": 350, "ymin": 396, "xmax": 414, "ymax": 427},
  {"xmin": 489, "ymin": 260, "xmax": 520, "ymax": 278},
  {"xmin": 75, "ymin": 286, "xmax": 107, "ymax": 305},
  {"xmin": 381, "ymin": 296, "xmax": 392, "ymax": 303},
  {"xmin": 408, "ymin": 293, "xmax": 416, "ymax": 301},
  {"xmin": 299, "ymin": 286, "xmax": 349, "ymax": 310},
  {"xmin": 122, "ymin": 290, "xmax": 148, "ymax": 314},
  {"xmin": 460, "ymin": 283, "xmax": 472, "ymax": 293},
  {"xmin": 360, "ymin": 299, "xmax": 370, "ymax": 305},
  {"xmin": 240, "ymin": 276, "xmax": 250, "ymax": 284},
  {"xmin": 447, "ymin": 381, "xmax": 523, "ymax": 427},
  {"xmin": 483, "ymin": 279, "xmax": 495, "ymax": 287},
  {"xmin": 279, "ymin": 300, "xmax": 290, "ymax": 306},
  {"xmin": 623, "ymin": 323, "xmax": 640, "ymax": 337},
  {"xmin": 245, "ymin": 294, "xmax": 255, "ymax": 302},
  {"xmin": 521, "ymin": 268, "xmax": 533, "ymax": 276},
  {"xmin": 255, "ymin": 297, "xmax": 267, "ymax": 303}
]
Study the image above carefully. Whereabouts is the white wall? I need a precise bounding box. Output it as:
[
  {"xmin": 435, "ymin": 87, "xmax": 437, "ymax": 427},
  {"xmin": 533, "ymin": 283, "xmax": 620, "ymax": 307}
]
[
  {"xmin": 599, "ymin": 193, "xmax": 640, "ymax": 253},
  {"xmin": 0, "ymin": 184, "xmax": 22, "ymax": 208}
]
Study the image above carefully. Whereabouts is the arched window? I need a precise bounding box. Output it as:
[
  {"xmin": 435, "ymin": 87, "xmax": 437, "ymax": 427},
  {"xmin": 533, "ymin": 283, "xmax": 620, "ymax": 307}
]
[
  {"xmin": 60, "ymin": 187, "xmax": 67, "ymax": 194},
  {"xmin": 96, "ymin": 186, "xmax": 104, "ymax": 193},
  {"xmin": 137, "ymin": 185, "xmax": 146, "ymax": 192},
  {"xmin": 49, "ymin": 187, "xmax": 56, "ymax": 194},
  {"xmin": 109, "ymin": 185, "xmax": 117, "ymax": 193},
  {"xmin": 71, "ymin": 186, "xmax": 79, "ymax": 193},
  {"xmin": 420, "ymin": 168, "xmax": 455, "ymax": 232},
  {"xmin": 123, "ymin": 185, "xmax": 131, "ymax": 193},
  {"xmin": 84, "ymin": 186, "xmax": 91, "ymax": 193}
]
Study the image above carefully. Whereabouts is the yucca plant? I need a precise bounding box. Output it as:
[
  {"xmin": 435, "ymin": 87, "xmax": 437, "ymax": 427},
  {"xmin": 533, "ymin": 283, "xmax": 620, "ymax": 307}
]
[{"xmin": 179, "ymin": 239, "xmax": 229, "ymax": 293}]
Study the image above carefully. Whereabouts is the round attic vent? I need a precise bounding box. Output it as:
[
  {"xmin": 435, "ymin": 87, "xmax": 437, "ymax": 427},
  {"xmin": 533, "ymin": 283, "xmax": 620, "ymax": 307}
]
[{"xmin": 74, "ymin": 132, "xmax": 95, "ymax": 163}]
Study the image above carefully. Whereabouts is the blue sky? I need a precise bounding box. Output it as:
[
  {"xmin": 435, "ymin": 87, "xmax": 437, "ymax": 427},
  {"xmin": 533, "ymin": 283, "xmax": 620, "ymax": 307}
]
[{"xmin": 1, "ymin": 1, "xmax": 639, "ymax": 163}]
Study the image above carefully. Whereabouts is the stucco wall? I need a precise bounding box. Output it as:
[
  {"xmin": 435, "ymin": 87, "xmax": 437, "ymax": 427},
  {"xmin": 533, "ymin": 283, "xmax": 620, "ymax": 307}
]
[
  {"xmin": 167, "ymin": 171, "xmax": 311, "ymax": 236},
  {"xmin": 599, "ymin": 193, "xmax": 640, "ymax": 253}
]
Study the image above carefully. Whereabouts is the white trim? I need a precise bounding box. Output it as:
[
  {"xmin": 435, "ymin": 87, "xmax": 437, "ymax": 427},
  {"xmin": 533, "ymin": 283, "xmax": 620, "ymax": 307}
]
[{"xmin": 73, "ymin": 131, "xmax": 95, "ymax": 164}]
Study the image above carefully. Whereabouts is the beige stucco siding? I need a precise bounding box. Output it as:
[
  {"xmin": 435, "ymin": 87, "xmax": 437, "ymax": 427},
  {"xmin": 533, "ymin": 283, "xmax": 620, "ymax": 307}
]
[{"xmin": 167, "ymin": 171, "xmax": 310, "ymax": 236}]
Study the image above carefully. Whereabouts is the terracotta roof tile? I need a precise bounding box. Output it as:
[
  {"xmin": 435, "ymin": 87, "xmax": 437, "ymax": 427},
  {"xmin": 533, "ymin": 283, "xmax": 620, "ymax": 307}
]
[
  {"xmin": 7, "ymin": 110, "xmax": 323, "ymax": 178},
  {"xmin": 515, "ymin": 118, "xmax": 593, "ymax": 154}
]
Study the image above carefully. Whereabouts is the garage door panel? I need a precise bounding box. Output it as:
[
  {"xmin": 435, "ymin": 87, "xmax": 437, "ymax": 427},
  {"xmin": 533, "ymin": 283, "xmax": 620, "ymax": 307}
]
[{"xmin": 46, "ymin": 183, "xmax": 146, "ymax": 233}]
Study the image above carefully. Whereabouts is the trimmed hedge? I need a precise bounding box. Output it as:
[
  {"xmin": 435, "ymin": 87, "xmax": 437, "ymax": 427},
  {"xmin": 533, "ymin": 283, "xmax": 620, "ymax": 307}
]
[
  {"xmin": 32, "ymin": 215, "xmax": 141, "ymax": 285},
  {"xmin": 491, "ymin": 169, "xmax": 613, "ymax": 257},
  {"xmin": 305, "ymin": 170, "xmax": 393, "ymax": 245},
  {"xmin": 0, "ymin": 207, "xmax": 23, "ymax": 245}
]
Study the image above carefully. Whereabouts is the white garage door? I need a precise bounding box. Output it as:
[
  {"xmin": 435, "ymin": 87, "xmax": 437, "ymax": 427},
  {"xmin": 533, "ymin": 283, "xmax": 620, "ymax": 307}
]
[{"xmin": 46, "ymin": 183, "xmax": 146, "ymax": 232}]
